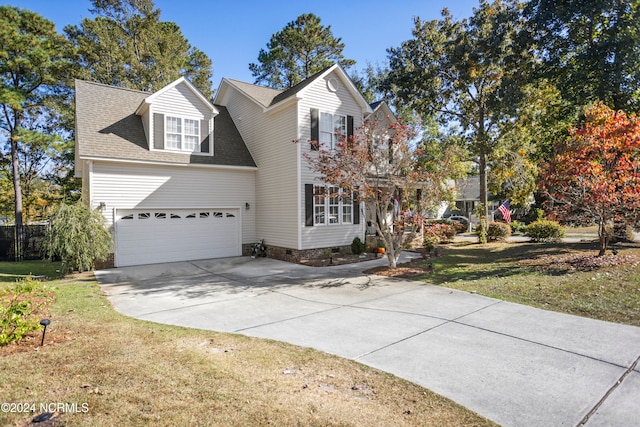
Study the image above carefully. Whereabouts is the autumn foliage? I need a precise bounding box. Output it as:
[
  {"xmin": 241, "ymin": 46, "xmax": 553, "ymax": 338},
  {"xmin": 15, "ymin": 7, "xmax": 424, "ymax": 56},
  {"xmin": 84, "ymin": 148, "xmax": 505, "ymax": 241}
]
[
  {"xmin": 541, "ymin": 102, "xmax": 640, "ymax": 255},
  {"xmin": 304, "ymin": 119, "xmax": 455, "ymax": 268}
]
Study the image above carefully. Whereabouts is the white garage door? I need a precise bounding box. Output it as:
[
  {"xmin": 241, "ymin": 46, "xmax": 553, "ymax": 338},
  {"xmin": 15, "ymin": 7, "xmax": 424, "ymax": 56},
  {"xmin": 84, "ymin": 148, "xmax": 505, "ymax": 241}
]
[{"xmin": 115, "ymin": 208, "xmax": 240, "ymax": 267}]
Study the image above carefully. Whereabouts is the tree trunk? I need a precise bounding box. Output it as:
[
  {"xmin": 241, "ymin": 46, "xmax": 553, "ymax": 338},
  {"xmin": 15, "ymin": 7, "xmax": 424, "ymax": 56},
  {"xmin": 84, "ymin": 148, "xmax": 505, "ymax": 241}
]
[
  {"xmin": 11, "ymin": 134, "xmax": 24, "ymax": 261},
  {"xmin": 387, "ymin": 248, "xmax": 398, "ymax": 269},
  {"xmin": 598, "ymin": 220, "xmax": 608, "ymax": 257},
  {"xmin": 478, "ymin": 146, "xmax": 489, "ymax": 243}
]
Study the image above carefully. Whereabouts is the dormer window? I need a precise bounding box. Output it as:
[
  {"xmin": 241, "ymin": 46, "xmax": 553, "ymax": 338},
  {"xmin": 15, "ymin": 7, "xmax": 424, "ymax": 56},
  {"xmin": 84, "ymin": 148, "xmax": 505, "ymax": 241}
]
[{"xmin": 166, "ymin": 116, "xmax": 201, "ymax": 153}]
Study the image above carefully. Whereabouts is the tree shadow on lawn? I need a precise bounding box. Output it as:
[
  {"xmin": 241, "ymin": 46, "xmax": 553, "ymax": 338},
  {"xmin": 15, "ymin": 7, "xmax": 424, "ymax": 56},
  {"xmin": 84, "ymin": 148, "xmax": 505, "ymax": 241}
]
[{"xmin": 429, "ymin": 240, "xmax": 603, "ymax": 284}]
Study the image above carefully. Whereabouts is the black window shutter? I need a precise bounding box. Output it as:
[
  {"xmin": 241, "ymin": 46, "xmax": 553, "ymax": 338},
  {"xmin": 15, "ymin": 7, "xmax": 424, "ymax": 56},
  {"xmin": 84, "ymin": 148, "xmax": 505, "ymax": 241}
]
[
  {"xmin": 305, "ymin": 184, "xmax": 314, "ymax": 226},
  {"xmin": 310, "ymin": 109, "xmax": 319, "ymax": 150},
  {"xmin": 200, "ymin": 119, "xmax": 210, "ymax": 153},
  {"xmin": 347, "ymin": 115, "xmax": 354, "ymax": 140},
  {"xmin": 153, "ymin": 113, "xmax": 164, "ymax": 149},
  {"xmin": 353, "ymin": 189, "xmax": 360, "ymax": 225}
]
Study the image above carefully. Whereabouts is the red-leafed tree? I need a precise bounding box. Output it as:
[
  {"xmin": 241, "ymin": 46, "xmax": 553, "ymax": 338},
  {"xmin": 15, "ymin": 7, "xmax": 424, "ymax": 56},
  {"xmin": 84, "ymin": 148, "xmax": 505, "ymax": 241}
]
[
  {"xmin": 541, "ymin": 102, "xmax": 640, "ymax": 255},
  {"xmin": 304, "ymin": 118, "xmax": 457, "ymax": 268}
]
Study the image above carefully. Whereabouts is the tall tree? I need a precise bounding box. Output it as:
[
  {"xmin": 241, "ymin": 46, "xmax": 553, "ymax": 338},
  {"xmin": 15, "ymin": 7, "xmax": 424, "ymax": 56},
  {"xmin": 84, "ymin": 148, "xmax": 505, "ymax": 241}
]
[
  {"xmin": 384, "ymin": 0, "xmax": 534, "ymax": 241},
  {"xmin": 249, "ymin": 13, "xmax": 355, "ymax": 89},
  {"xmin": 66, "ymin": 0, "xmax": 213, "ymax": 98},
  {"xmin": 525, "ymin": 0, "xmax": 640, "ymax": 112},
  {"xmin": 541, "ymin": 103, "xmax": 640, "ymax": 255},
  {"xmin": 0, "ymin": 6, "xmax": 71, "ymax": 259}
]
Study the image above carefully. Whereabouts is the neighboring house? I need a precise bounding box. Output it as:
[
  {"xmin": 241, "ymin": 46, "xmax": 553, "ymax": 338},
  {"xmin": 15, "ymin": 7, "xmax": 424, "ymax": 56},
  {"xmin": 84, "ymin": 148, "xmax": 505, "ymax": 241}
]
[
  {"xmin": 75, "ymin": 64, "xmax": 377, "ymax": 267},
  {"xmin": 445, "ymin": 176, "xmax": 499, "ymax": 223}
]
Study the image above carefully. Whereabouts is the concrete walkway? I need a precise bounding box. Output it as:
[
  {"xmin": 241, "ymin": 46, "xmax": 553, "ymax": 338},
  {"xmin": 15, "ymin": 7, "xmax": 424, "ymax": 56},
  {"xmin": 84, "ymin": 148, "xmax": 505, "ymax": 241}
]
[{"xmin": 96, "ymin": 255, "xmax": 640, "ymax": 427}]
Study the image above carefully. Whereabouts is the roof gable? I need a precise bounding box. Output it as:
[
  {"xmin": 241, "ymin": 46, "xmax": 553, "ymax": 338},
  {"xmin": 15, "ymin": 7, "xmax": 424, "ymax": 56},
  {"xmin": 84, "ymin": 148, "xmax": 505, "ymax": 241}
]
[
  {"xmin": 136, "ymin": 77, "xmax": 218, "ymax": 116},
  {"xmin": 214, "ymin": 63, "xmax": 373, "ymax": 114},
  {"xmin": 367, "ymin": 101, "xmax": 397, "ymax": 124},
  {"xmin": 294, "ymin": 64, "xmax": 372, "ymax": 113}
]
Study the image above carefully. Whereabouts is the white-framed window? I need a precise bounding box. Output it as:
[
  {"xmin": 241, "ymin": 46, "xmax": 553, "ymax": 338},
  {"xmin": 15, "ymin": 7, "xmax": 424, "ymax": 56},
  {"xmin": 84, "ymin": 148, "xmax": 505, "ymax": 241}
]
[
  {"xmin": 313, "ymin": 185, "xmax": 326, "ymax": 225},
  {"xmin": 313, "ymin": 185, "xmax": 353, "ymax": 225},
  {"xmin": 183, "ymin": 119, "xmax": 200, "ymax": 152},
  {"xmin": 165, "ymin": 116, "xmax": 200, "ymax": 152},
  {"xmin": 319, "ymin": 112, "xmax": 346, "ymax": 150}
]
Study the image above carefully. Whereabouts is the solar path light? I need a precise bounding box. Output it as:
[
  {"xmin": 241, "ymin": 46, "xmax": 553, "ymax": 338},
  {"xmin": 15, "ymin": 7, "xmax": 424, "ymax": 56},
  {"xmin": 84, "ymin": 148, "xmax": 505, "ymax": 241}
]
[{"xmin": 39, "ymin": 319, "xmax": 50, "ymax": 346}]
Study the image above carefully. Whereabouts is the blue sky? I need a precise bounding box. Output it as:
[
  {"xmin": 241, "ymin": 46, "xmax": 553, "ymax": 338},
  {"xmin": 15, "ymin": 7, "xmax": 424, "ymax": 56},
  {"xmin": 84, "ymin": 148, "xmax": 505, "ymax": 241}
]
[{"xmin": 6, "ymin": 0, "xmax": 479, "ymax": 89}]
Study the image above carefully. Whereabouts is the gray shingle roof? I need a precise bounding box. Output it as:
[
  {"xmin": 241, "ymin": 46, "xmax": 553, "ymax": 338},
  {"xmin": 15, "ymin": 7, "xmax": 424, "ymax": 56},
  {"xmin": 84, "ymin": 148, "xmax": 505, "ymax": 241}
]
[
  {"xmin": 75, "ymin": 79, "xmax": 256, "ymax": 168},
  {"xmin": 223, "ymin": 64, "xmax": 337, "ymax": 109}
]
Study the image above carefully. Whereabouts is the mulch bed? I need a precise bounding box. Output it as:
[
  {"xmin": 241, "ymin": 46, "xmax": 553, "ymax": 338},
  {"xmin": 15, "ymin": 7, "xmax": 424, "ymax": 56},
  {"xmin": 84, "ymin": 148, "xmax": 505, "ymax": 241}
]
[
  {"xmin": 299, "ymin": 248, "xmax": 437, "ymax": 278},
  {"xmin": 362, "ymin": 257, "xmax": 435, "ymax": 278}
]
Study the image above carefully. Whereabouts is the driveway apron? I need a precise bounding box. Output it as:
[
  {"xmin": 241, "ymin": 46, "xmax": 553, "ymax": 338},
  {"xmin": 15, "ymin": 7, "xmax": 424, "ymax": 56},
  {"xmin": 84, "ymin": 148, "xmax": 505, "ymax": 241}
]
[{"xmin": 96, "ymin": 255, "xmax": 640, "ymax": 427}]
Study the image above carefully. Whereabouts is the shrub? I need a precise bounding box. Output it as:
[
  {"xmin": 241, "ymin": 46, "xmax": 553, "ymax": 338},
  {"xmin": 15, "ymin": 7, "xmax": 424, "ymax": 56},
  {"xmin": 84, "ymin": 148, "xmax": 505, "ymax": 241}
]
[
  {"xmin": 525, "ymin": 219, "xmax": 565, "ymax": 242},
  {"xmin": 449, "ymin": 220, "xmax": 467, "ymax": 234},
  {"xmin": 0, "ymin": 278, "xmax": 54, "ymax": 346},
  {"xmin": 46, "ymin": 203, "xmax": 113, "ymax": 273},
  {"xmin": 487, "ymin": 222, "xmax": 512, "ymax": 241},
  {"xmin": 424, "ymin": 222, "xmax": 457, "ymax": 242},
  {"xmin": 510, "ymin": 220, "xmax": 526, "ymax": 234},
  {"xmin": 423, "ymin": 234, "xmax": 440, "ymax": 251},
  {"xmin": 351, "ymin": 236, "xmax": 365, "ymax": 255}
]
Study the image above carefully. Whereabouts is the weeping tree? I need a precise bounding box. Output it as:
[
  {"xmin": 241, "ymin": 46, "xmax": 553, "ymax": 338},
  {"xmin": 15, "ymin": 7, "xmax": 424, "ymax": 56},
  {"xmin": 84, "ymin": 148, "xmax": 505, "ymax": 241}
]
[{"xmin": 47, "ymin": 203, "xmax": 112, "ymax": 273}]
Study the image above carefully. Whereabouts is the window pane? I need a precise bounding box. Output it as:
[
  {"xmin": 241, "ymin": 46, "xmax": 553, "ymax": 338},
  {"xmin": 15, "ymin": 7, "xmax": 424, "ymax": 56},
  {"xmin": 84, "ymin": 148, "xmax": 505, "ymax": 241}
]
[
  {"xmin": 183, "ymin": 135, "xmax": 199, "ymax": 151},
  {"xmin": 320, "ymin": 113, "xmax": 333, "ymax": 132},
  {"xmin": 342, "ymin": 205, "xmax": 352, "ymax": 224},
  {"xmin": 166, "ymin": 134, "xmax": 181, "ymax": 149},
  {"xmin": 320, "ymin": 112, "xmax": 334, "ymax": 149},
  {"xmin": 341, "ymin": 189, "xmax": 352, "ymax": 224},
  {"xmin": 313, "ymin": 185, "xmax": 326, "ymax": 225},
  {"xmin": 184, "ymin": 119, "xmax": 199, "ymax": 136},
  {"xmin": 183, "ymin": 119, "xmax": 200, "ymax": 152},
  {"xmin": 334, "ymin": 115, "xmax": 346, "ymax": 137},
  {"xmin": 328, "ymin": 187, "xmax": 339, "ymax": 224},
  {"xmin": 166, "ymin": 116, "xmax": 181, "ymax": 149}
]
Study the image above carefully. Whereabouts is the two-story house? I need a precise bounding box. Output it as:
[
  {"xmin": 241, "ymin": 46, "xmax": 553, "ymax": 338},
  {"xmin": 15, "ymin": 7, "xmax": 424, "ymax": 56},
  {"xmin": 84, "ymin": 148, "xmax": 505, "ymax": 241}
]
[{"xmin": 75, "ymin": 64, "xmax": 378, "ymax": 267}]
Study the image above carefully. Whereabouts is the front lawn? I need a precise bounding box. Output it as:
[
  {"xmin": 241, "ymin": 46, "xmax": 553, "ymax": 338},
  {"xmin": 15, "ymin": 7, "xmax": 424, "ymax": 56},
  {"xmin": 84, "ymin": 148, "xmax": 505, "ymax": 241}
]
[
  {"xmin": 0, "ymin": 269, "xmax": 494, "ymax": 426},
  {"xmin": 425, "ymin": 240, "xmax": 640, "ymax": 326},
  {"xmin": 0, "ymin": 260, "xmax": 63, "ymax": 285}
]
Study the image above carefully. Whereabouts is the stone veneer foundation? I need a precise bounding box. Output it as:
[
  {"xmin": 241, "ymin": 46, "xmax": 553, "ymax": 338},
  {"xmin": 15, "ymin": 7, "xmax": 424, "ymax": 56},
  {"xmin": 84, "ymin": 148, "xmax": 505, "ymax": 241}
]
[{"xmin": 261, "ymin": 244, "xmax": 354, "ymax": 263}]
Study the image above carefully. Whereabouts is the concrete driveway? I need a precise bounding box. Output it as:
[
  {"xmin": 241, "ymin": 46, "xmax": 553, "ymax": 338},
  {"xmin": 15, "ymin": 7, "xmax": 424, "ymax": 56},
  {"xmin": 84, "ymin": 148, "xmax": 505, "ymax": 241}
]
[{"xmin": 96, "ymin": 255, "xmax": 640, "ymax": 427}]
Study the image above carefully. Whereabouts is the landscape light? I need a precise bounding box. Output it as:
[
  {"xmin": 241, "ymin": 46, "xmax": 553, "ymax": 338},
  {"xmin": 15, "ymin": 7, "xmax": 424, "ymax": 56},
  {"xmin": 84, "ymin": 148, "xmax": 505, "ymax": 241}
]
[{"xmin": 39, "ymin": 319, "xmax": 50, "ymax": 346}]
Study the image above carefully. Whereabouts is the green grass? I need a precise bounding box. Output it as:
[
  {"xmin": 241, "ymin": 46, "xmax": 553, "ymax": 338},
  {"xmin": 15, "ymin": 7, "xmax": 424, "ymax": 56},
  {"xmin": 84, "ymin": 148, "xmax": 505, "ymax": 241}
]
[
  {"xmin": 424, "ymin": 241, "xmax": 640, "ymax": 326},
  {"xmin": 0, "ymin": 260, "xmax": 63, "ymax": 285}
]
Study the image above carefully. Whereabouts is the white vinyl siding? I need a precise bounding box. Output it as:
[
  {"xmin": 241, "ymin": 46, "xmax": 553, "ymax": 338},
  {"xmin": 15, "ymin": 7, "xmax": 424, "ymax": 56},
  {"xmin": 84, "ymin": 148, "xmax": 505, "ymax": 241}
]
[
  {"xmin": 299, "ymin": 71, "xmax": 365, "ymax": 249},
  {"xmin": 224, "ymin": 91, "xmax": 299, "ymax": 249},
  {"xmin": 89, "ymin": 161, "xmax": 256, "ymax": 246}
]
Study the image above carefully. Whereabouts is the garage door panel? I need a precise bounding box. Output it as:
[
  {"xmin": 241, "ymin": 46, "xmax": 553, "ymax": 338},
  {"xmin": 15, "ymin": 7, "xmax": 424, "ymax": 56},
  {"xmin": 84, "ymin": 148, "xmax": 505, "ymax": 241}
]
[{"xmin": 115, "ymin": 208, "xmax": 240, "ymax": 267}]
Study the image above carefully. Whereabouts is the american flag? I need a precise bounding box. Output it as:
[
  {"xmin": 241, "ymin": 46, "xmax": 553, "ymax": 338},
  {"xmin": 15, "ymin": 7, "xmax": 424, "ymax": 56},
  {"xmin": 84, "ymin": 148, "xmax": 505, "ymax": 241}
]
[{"xmin": 498, "ymin": 200, "xmax": 511, "ymax": 223}]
